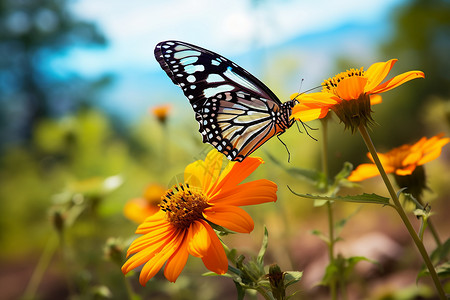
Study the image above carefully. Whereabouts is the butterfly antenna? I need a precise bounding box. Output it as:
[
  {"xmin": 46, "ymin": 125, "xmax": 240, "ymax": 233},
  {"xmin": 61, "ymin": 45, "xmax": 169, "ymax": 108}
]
[
  {"xmin": 297, "ymin": 78, "xmax": 304, "ymax": 94},
  {"xmin": 290, "ymin": 84, "xmax": 322, "ymax": 103},
  {"xmin": 277, "ymin": 134, "xmax": 291, "ymax": 163}
]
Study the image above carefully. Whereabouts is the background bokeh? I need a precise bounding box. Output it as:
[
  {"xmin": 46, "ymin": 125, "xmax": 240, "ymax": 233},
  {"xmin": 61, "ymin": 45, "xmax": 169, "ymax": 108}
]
[{"xmin": 0, "ymin": 0, "xmax": 449, "ymax": 299}]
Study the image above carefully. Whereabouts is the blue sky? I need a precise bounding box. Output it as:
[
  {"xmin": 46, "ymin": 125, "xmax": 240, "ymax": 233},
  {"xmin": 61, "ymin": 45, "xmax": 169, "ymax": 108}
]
[
  {"xmin": 65, "ymin": 0, "xmax": 405, "ymax": 75},
  {"xmin": 57, "ymin": 0, "xmax": 407, "ymax": 121}
]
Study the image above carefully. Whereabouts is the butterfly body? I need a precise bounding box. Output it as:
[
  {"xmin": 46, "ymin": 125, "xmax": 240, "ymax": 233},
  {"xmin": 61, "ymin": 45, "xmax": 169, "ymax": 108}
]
[{"xmin": 155, "ymin": 40, "xmax": 297, "ymax": 161}]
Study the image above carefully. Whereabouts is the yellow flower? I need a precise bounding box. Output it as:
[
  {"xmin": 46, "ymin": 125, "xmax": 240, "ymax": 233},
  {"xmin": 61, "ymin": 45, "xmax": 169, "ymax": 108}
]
[
  {"xmin": 122, "ymin": 150, "xmax": 277, "ymax": 286},
  {"xmin": 151, "ymin": 104, "xmax": 172, "ymax": 124},
  {"xmin": 124, "ymin": 184, "xmax": 166, "ymax": 224},
  {"xmin": 348, "ymin": 134, "xmax": 449, "ymax": 182},
  {"xmin": 290, "ymin": 59, "xmax": 424, "ymax": 131}
]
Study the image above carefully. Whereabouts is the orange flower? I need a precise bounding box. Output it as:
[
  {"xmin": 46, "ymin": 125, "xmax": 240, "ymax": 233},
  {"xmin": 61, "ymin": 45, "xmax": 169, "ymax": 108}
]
[
  {"xmin": 348, "ymin": 134, "xmax": 449, "ymax": 182},
  {"xmin": 151, "ymin": 104, "xmax": 172, "ymax": 124},
  {"xmin": 290, "ymin": 59, "xmax": 424, "ymax": 131},
  {"xmin": 122, "ymin": 150, "xmax": 277, "ymax": 286},
  {"xmin": 124, "ymin": 184, "xmax": 166, "ymax": 224}
]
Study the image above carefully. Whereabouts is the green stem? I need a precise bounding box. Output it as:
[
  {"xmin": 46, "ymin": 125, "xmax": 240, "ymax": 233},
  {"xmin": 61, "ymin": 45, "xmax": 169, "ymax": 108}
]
[
  {"xmin": 427, "ymin": 220, "xmax": 442, "ymax": 248},
  {"xmin": 321, "ymin": 119, "xmax": 337, "ymax": 300},
  {"xmin": 256, "ymin": 286, "xmax": 275, "ymax": 300},
  {"xmin": 418, "ymin": 218, "xmax": 426, "ymax": 242},
  {"xmin": 358, "ymin": 125, "xmax": 446, "ymax": 299},
  {"xmin": 123, "ymin": 276, "xmax": 137, "ymax": 300},
  {"xmin": 22, "ymin": 234, "xmax": 58, "ymax": 300},
  {"xmin": 416, "ymin": 196, "xmax": 442, "ymax": 248}
]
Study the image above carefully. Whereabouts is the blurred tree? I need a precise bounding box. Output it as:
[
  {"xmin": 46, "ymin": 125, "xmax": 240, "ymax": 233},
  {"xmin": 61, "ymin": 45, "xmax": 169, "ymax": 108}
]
[
  {"xmin": 379, "ymin": 0, "xmax": 450, "ymax": 142},
  {"xmin": 0, "ymin": 0, "xmax": 107, "ymax": 148},
  {"xmin": 383, "ymin": 0, "xmax": 450, "ymax": 100}
]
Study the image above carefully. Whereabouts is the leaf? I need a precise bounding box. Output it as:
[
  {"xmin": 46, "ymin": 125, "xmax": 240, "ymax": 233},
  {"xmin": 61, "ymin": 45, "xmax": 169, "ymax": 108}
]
[
  {"xmin": 334, "ymin": 207, "xmax": 361, "ymax": 236},
  {"xmin": 313, "ymin": 199, "xmax": 329, "ymax": 207},
  {"xmin": 202, "ymin": 271, "xmax": 233, "ymax": 278},
  {"xmin": 418, "ymin": 238, "xmax": 450, "ymax": 282},
  {"xmin": 257, "ymin": 227, "xmax": 269, "ymax": 266},
  {"xmin": 334, "ymin": 162, "xmax": 353, "ymax": 182},
  {"xmin": 435, "ymin": 262, "xmax": 450, "ymax": 278},
  {"xmin": 208, "ymin": 222, "xmax": 236, "ymax": 236},
  {"xmin": 265, "ymin": 151, "xmax": 325, "ymax": 186},
  {"xmin": 288, "ymin": 187, "xmax": 391, "ymax": 206},
  {"xmin": 311, "ymin": 229, "xmax": 330, "ymax": 244},
  {"xmin": 283, "ymin": 271, "xmax": 303, "ymax": 287},
  {"xmin": 430, "ymin": 238, "xmax": 450, "ymax": 264},
  {"xmin": 418, "ymin": 261, "xmax": 450, "ymax": 280},
  {"xmin": 320, "ymin": 262, "xmax": 339, "ymax": 286}
]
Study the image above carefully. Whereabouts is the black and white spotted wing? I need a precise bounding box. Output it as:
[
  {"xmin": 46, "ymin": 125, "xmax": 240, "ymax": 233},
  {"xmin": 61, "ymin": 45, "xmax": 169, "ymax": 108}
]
[{"xmin": 154, "ymin": 40, "xmax": 297, "ymax": 162}]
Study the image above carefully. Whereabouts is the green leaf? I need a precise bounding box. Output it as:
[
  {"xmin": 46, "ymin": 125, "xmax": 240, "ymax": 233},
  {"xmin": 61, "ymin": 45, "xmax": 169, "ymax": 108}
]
[
  {"xmin": 334, "ymin": 207, "xmax": 361, "ymax": 236},
  {"xmin": 418, "ymin": 261, "xmax": 450, "ymax": 280},
  {"xmin": 334, "ymin": 162, "xmax": 353, "ymax": 182},
  {"xmin": 288, "ymin": 187, "xmax": 391, "ymax": 206},
  {"xmin": 435, "ymin": 262, "xmax": 450, "ymax": 278},
  {"xmin": 430, "ymin": 238, "xmax": 450, "ymax": 264},
  {"xmin": 320, "ymin": 262, "xmax": 339, "ymax": 286},
  {"xmin": 208, "ymin": 222, "xmax": 236, "ymax": 235},
  {"xmin": 311, "ymin": 229, "xmax": 330, "ymax": 244},
  {"xmin": 265, "ymin": 151, "xmax": 325, "ymax": 186},
  {"xmin": 257, "ymin": 227, "xmax": 269, "ymax": 266},
  {"xmin": 283, "ymin": 271, "xmax": 303, "ymax": 287},
  {"xmin": 313, "ymin": 199, "xmax": 329, "ymax": 207},
  {"xmin": 202, "ymin": 271, "xmax": 234, "ymax": 278}
]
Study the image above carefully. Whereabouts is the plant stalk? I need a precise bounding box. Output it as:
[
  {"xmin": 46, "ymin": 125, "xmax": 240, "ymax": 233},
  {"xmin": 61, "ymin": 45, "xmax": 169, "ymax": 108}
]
[
  {"xmin": 321, "ymin": 119, "xmax": 337, "ymax": 300},
  {"xmin": 358, "ymin": 124, "xmax": 446, "ymax": 299}
]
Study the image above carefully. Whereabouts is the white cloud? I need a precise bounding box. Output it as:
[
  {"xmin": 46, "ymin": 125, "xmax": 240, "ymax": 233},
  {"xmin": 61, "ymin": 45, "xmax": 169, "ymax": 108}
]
[{"xmin": 66, "ymin": 0, "xmax": 403, "ymax": 75}]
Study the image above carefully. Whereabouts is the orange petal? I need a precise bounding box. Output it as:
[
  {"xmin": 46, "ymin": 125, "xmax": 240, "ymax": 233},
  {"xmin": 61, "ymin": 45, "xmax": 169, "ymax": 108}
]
[
  {"xmin": 208, "ymin": 156, "xmax": 263, "ymax": 197},
  {"xmin": 370, "ymin": 94, "xmax": 382, "ymax": 105},
  {"xmin": 364, "ymin": 59, "xmax": 397, "ymax": 92},
  {"xmin": 292, "ymin": 92, "xmax": 340, "ymax": 106},
  {"xmin": 127, "ymin": 225, "xmax": 178, "ymax": 257},
  {"xmin": 187, "ymin": 221, "xmax": 211, "ymax": 257},
  {"xmin": 204, "ymin": 205, "xmax": 254, "ymax": 233},
  {"xmin": 199, "ymin": 220, "xmax": 228, "ymax": 274},
  {"xmin": 347, "ymin": 164, "xmax": 381, "ymax": 181},
  {"xmin": 402, "ymin": 150, "xmax": 422, "ymax": 167},
  {"xmin": 135, "ymin": 210, "xmax": 169, "ymax": 233},
  {"xmin": 137, "ymin": 230, "xmax": 185, "ymax": 286},
  {"xmin": 369, "ymin": 70, "xmax": 425, "ymax": 94},
  {"xmin": 336, "ymin": 76, "xmax": 367, "ymax": 100},
  {"xmin": 164, "ymin": 234, "xmax": 189, "ymax": 282},
  {"xmin": 289, "ymin": 93, "xmax": 340, "ymax": 122},
  {"xmin": 291, "ymin": 107, "xmax": 326, "ymax": 122},
  {"xmin": 124, "ymin": 198, "xmax": 160, "ymax": 224},
  {"xmin": 209, "ymin": 179, "xmax": 277, "ymax": 206},
  {"xmin": 395, "ymin": 166, "xmax": 415, "ymax": 176},
  {"xmin": 417, "ymin": 147, "xmax": 445, "ymax": 166}
]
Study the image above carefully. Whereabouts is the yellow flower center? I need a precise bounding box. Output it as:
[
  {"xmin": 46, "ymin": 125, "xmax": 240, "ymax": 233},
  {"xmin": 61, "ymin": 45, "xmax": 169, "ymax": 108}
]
[
  {"xmin": 160, "ymin": 183, "xmax": 209, "ymax": 229},
  {"xmin": 322, "ymin": 67, "xmax": 365, "ymax": 95}
]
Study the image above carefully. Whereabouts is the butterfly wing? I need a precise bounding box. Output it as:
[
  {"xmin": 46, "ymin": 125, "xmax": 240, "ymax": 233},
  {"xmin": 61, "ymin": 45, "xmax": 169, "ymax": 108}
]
[{"xmin": 154, "ymin": 40, "xmax": 287, "ymax": 161}]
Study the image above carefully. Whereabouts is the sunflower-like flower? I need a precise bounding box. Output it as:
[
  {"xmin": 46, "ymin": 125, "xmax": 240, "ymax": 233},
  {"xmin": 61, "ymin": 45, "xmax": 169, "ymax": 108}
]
[
  {"xmin": 290, "ymin": 59, "xmax": 424, "ymax": 131},
  {"xmin": 124, "ymin": 184, "xmax": 166, "ymax": 224},
  {"xmin": 348, "ymin": 134, "xmax": 449, "ymax": 197},
  {"xmin": 122, "ymin": 150, "xmax": 277, "ymax": 286}
]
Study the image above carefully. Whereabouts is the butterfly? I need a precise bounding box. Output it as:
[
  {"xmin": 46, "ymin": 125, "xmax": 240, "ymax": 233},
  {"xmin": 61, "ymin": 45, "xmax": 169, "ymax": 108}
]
[{"xmin": 154, "ymin": 40, "xmax": 298, "ymax": 162}]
